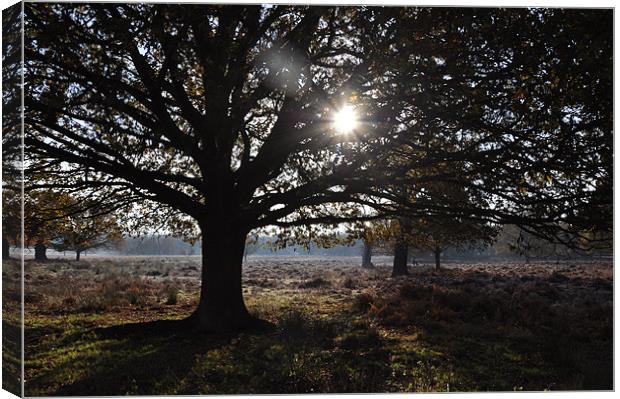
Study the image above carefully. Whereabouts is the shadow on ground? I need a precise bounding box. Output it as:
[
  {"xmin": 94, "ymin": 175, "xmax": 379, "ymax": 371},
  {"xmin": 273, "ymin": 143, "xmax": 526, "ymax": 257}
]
[
  {"xmin": 2, "ymin": 318, "xmax": 22, "ymax": 396},
  {"xmin": 63, "ymin": 320, "xmax": 224, "ymax": 395},
  {"xmin": 362, "ymin": 268, "xmax": 613, "ymax": 391},
  {"xmin": 26, "ymin": 312, "xmax": 392, "ymax": 395}
]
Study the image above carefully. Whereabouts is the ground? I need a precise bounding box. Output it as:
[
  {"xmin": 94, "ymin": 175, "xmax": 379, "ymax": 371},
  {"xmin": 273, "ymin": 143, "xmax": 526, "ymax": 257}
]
[{"xmin": 2, "ymin": 255, "xmax": 613, "ymax": 395}]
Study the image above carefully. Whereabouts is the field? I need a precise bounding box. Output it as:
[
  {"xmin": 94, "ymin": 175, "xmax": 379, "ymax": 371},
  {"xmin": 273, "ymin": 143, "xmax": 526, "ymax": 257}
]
[{"xmin": 2, "ymin": 255, "xmax": 613, "ymax": 395}]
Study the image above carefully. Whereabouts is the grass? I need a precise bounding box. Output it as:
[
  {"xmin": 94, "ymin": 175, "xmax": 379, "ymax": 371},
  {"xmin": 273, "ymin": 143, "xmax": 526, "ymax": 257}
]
[
  {"xmin": 1, "ymin": 256, "xmax": 613, "ymax": 394},
  {"xmin": 21, "ymin": 305, "xmax": 391, "ymax": 395},
  {"xmin": 2, "ymin": 260, "xmax": 22, "ymax": 396},
  {"xmin": 359, "ymin": 270, "xmax": 613, "ymax": 391}
]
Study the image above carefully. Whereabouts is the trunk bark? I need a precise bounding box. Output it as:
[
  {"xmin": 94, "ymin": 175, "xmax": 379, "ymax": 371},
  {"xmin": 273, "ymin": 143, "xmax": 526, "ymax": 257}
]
[
  {"xmin": 361, "ymin": 239, "xmax": 374, "ymax": 269},
  {"xmin": 76, "ymin": 250, "xmax": 81, "ymax": 261},
  {"xmin": 34, "ymin": 243, "xmax": 47, "ymax": 261},
  {"xmin": 2, "ymin": 236, "xmax": 10, "ymax": 260},
  {"xmin": 392, "ymin": 241, "xmax": 409, "ymax": 276},
  {"xmin": 434, "ymin": 248, "xmax": 441, "ymax": 270},
  {"xmin": 188, "ymin": 222, "xmax": 259, "ymax": 332}
]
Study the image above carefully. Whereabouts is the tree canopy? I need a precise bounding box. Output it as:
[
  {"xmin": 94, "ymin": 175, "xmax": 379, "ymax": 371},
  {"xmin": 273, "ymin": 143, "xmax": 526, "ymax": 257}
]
[{"xmin": 356, "ymin": 8, "xmax": 612, "ymax": 246}]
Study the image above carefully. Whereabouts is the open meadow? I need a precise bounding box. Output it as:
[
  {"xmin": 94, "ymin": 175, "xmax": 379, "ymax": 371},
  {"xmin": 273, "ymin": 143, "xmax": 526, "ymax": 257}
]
[{"xmin": 2, "ymin": 255, "xmax": 613, "ymax": 395}]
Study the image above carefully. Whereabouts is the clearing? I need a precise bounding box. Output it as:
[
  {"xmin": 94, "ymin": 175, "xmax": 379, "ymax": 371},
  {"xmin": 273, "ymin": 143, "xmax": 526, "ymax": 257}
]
[{"xmin": 2, "ymin": 255, "xmax": 613, "ymax": 395}]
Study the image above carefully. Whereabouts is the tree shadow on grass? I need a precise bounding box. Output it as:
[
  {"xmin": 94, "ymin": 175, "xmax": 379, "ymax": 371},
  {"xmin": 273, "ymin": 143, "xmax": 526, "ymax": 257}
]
[
  {"xmin": 27, "ymin": 318, "xmax": 232, "ymax": 396},
  {"xmin": 372, "ymin": 269, "xmax": 613, "ymax": 391},
  {"xmin": 2, "ymin": 318, "xmax": 22, "ymax": 396},
  {"xmin": 29, "ymin": 312, "xmax": 393, "ymax": 395}
]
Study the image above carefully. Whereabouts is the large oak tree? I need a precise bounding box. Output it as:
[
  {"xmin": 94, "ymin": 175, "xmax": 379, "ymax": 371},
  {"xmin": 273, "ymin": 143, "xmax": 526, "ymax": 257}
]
[{"xmin": 24, "ymin": 4, "xmax": 407, "ymax": 331}]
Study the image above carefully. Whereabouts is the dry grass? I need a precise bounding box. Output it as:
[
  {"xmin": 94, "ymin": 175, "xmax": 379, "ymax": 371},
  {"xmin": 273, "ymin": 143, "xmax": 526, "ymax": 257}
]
[
  {"xmin": 352, "ymin": 263, "xmax": 613, "ymax": 390},
  {"xmin": 2, "ymin": 255, "xmax": 612, "ymax": 394}
]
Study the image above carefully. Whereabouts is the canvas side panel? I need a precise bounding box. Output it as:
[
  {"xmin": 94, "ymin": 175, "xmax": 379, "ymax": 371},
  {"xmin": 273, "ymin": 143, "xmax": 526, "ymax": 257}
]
[{"xmin": 2, "ymin": 1, "xmax": 24, "ymax": 397}]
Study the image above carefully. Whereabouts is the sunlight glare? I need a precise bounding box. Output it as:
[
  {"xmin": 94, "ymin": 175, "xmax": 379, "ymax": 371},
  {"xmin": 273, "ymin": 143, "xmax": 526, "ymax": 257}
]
[{"xmin": 333, "ymin": 105, "xmax": 358, "ymax": 134}]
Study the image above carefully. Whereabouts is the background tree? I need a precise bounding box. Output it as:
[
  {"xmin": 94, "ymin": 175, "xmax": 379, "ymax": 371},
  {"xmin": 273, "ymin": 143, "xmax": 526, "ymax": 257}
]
[
  {"xmin": 360, "ymin": 236, "xmax": 374, "ymax": 269},
  {"xmin": 51, "ymin": 209, "xmax": 123, "ymax": 260},
  {"xmin": 346, "ymin": 221, "xmax": 378, "ymax": 269},
  {"xmin": 362, "ymin": 218, "xmax": 411, "ymax": 276},
  {"xmin": 2, "ymin": 189, "xmax": 72, "ymax": 261},
  {"xmin": 406, "ymin": 179, "xmax": 498, "ymax": 270},
  {"xmin": 243, "ymin": 233, "xmax": 260, "ymax": 262},
  {"xmin": 408, "ymin": 215, "xmax": 498, "ymax": 270},
  {"xmin": 27, "ymin": 191, "xmax": 71, "ymax": 261}
]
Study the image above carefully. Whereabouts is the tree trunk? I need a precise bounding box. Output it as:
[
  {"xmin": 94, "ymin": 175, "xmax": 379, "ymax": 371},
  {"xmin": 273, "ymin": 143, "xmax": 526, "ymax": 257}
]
[
  {"xmin": 361, "ymin": 239, "xmax": 374, "ymax": 269},
  {"xmin": 34, "ymin": 243, "xmax": 48, "ymax": 261},
  {"xmin": 188, "ymin": 222, "xmax": 259, "ymax": 332},
  {"xmin": 392, "ymin": 242, "xmax": 409, "ymax": 276},
  {"xmin": 76, "ymin": 250, "xmax": 81, "ymax": 261},
  {"xmin": 2, "ymin": 236, "xmax": 10, "ymax": 260},
  {"xmin": 434, "ymin": 248, "xmax": 441, "ymax": 270}
]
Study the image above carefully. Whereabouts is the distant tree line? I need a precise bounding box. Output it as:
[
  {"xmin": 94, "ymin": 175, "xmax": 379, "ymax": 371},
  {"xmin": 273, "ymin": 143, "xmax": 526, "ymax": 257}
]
[
  {"xmin": 78, "ymin": 227, "xmax": 612, "ymax": 262},
  {"xmin": 118, "ymin": 236, "xmax": 200, "ymax": 256}
]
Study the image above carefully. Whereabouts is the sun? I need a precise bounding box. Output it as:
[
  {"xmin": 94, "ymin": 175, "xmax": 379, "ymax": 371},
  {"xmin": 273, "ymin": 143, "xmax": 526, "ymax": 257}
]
[{"xmin": 333, "ymin": 105, "xmax": 358, "ymax": 134}]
